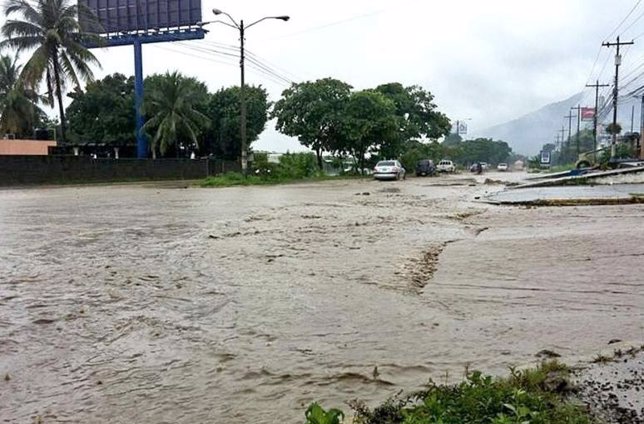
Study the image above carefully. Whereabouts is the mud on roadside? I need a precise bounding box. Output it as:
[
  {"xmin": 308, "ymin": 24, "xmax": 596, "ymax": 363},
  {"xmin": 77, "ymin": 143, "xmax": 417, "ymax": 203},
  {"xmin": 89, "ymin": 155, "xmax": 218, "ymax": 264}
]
[{"xmin": 574, "ymin": 347, "xmax": 644, "ymax": 424}]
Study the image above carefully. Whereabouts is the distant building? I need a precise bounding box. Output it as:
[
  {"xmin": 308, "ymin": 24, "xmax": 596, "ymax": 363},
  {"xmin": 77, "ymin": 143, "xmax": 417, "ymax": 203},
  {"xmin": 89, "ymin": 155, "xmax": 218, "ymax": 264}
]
[{"xmin": 0, "ymin": 139, "xmax": 57, "ymax": 155}]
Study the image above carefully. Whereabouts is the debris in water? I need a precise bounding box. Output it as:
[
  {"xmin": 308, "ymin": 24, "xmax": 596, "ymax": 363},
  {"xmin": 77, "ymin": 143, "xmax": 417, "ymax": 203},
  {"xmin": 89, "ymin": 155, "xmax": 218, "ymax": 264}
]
[
  {"xmin": 32, "ymin": 318, "xmax": 56, "ymax": 325},
  {"xmin": 536, "ymin": 349, "xmax": 561, "ymax": 358}
]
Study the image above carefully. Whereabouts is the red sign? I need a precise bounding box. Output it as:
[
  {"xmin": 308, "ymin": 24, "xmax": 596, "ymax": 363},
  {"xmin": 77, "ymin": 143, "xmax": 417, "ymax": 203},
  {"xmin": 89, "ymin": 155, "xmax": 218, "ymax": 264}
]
[{"xmin": 581, "ymin": 107, "xmax": 595, "ymax": 121}]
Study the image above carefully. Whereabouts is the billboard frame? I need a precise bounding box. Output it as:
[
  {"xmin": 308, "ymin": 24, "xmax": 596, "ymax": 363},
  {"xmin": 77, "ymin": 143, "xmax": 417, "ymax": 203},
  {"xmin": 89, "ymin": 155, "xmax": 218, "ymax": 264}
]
[{"xmin": 80, "ymin": 0, "xmax": 206, "ymax": 158}]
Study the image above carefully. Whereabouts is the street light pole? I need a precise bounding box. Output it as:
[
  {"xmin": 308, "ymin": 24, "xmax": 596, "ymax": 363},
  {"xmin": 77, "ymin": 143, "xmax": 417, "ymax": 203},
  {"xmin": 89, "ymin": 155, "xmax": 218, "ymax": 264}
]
[
  {"xmin": 210, "ymin": 9, "xmax": 289, "ymax": 175},
  {"xmin": 239, "ymin": 19, "xmax": 247, "ymax": 175}
]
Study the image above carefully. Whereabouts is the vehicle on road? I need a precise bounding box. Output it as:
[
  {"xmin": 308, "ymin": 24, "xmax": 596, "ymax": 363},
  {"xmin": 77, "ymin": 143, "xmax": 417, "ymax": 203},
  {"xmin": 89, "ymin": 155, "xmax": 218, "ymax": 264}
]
[
  {"xmin": 436, "ymin": 159, "xmax": 455, "ymax": 173},
  {"xmin": 480, "ymin": 162, "xmax": 489, "ymax": 171},
  {"xmin": 497, "ymin": 162, "xmax": 508, "ymax": 171},
  {"xmin": 470, "ymin": 162, "xmax": 483, "ymax": 174},
  {"xmin": 374, "ymin": 160, "xmax": 406, "ymax": 180},
  {"xmin": 415, "ymin": 159, "xmax": 436, "ymax": 177}
]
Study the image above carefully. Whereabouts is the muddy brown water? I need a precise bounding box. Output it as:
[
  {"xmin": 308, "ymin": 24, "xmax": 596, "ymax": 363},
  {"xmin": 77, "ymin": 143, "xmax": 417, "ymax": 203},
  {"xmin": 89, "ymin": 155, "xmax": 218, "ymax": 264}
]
[{"xmin": 1, "ymin": 175, "xmax": 643, "ymax": 423}]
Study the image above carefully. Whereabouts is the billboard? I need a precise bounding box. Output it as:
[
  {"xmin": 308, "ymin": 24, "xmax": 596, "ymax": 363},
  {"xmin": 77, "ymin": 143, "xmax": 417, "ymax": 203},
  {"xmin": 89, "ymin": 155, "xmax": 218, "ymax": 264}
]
[
  {"xmin": 80, "ymin": 0, "xmax": 202, "ymax": 34},
  {"xmin": 581, "ymin": 107, "xmax": 595, "ymax": 121}
]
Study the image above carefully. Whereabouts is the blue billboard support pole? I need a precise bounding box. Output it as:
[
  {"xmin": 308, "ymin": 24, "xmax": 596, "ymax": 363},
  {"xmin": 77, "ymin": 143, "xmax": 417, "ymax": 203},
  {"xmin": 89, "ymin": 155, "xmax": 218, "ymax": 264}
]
[{"xmin": 134, "ymin": 39, "xmax": 147, "ymax": 158}]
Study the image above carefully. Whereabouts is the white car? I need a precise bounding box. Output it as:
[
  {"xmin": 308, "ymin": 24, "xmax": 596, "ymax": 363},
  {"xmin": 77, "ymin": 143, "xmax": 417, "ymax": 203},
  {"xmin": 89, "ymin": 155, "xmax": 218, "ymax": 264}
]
[
  {"xmin": 497, "ymin": 163, "xmax": 509, "ymax": 171},
  {"xmin": 373, "ymin": 160, "xmax": 406, "ymax": 180},
  {"xmin": 436, "ymin": 160, "xmax": 455, "ymax": 173}
]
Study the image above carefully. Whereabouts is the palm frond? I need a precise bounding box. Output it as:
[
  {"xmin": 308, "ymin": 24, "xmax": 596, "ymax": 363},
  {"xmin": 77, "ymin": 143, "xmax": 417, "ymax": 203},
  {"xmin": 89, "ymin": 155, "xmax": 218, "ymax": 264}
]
[{"xmin": 58, "ymin": 51, "xmax": 81, "ymax": 92}]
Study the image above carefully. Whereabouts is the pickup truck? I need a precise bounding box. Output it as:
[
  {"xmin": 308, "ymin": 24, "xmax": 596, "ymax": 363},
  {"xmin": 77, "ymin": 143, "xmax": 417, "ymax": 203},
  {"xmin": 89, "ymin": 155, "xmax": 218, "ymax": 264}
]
[{"xmin": 436, "ymin": 160, "xmax": 455, "ymax": 173}]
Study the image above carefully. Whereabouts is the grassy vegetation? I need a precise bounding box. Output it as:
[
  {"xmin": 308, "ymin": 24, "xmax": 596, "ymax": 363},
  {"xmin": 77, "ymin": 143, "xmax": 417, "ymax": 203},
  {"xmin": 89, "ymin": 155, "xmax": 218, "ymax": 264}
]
[
  {"xmin": 201, "ymin": 152, "xmax": 370, "ymax": 188},
  {"xmin": 200, "ymin": 171, "xmax": 365, "ymax": 188},
  {"xmin": 310, "ymin": 361, "xmax": 593, "ymax": 424}
]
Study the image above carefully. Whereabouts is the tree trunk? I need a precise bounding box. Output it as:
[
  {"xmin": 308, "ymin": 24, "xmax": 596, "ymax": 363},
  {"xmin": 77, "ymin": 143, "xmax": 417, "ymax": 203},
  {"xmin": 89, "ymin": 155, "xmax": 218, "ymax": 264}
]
[
  {"xmin": 316, "ymin": 147, "xmax": 323, "ymax": 170},
  {"xmin": 52, "ymin": 52, "xmax": 66, "ymax": 144}
]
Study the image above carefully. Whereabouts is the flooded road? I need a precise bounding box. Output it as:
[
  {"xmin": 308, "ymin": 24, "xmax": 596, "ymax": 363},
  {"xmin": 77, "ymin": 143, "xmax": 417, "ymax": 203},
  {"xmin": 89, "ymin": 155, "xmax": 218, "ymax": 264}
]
[{"xmin": 1, "ymin": 175, "xmax": 643, "ymax": 423}]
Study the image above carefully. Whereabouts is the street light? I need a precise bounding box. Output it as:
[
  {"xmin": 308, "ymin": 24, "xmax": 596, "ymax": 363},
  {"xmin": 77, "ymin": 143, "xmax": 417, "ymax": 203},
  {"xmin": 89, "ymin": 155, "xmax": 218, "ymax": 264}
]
[{"xmin": 210, "ymin": 8, "xmax": 290, "ymax": 174}]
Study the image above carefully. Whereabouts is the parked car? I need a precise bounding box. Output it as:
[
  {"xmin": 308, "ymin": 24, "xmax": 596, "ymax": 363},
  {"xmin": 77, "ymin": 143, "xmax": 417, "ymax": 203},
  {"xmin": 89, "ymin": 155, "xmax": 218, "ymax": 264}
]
[
  {"xmin": 415, "ymin": 159, "xmax": 436, "ymax": 177},
  {"xmin": 497, "ymin": 162, "xmax": 509, "ymax": 171},
  {"xmin": 436, "ymin": 159, "xmax": 455, "ymax": 173},
  {"xmin": 480, "ymin": 162, "xmax": 489, "ymax": 171},
  {"xmin": 373, "ymin": 160, "xmax": 406, "ymax": 180}
]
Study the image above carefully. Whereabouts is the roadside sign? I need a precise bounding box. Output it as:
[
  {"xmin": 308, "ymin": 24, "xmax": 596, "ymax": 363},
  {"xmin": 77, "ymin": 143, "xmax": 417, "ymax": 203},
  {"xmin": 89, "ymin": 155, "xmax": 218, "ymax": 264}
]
[{"xmin": 540, "ymin": 150, "xmax": 551, "ymax": 166}]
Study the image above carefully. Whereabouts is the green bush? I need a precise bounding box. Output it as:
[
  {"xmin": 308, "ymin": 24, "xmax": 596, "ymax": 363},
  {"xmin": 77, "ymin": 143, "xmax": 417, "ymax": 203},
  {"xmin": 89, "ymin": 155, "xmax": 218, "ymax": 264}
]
[
  {"xmin": 344, "ymin": 361, "xmax": 590, "ymax": 424},
  {"xmin": 277, "ymin": 152, "xmax": 319, "ymax": 179},
  {"xmin": 201, "ymin": 172, "xmax": 265, "ymax": 187},
  {"xmin": 598, "ymin": 143, "xmax": 635, "ymax": 164}
]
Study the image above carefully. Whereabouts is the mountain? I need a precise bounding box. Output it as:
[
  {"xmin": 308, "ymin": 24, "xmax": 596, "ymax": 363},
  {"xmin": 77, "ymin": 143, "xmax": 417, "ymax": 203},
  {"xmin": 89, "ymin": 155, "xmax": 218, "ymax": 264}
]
[{"xmin": 477, "ymin": 92, "xmax": 585, "ymax": 156}]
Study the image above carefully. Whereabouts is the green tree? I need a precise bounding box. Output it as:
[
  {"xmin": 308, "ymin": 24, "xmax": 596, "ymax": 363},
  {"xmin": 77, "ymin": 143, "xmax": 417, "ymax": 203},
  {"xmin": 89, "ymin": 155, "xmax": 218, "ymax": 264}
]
[
  {"xmin": 605, "ymin": 122, "xmax": 622, "ymax": 135},
  {"xmin": 443, "ymin": 132, "xmax": 463, "ymax": 146},
  {"xmin": 375, "ymin": 82, "xmax": 451, "ymax": 140},
  {"xmin": 272, "ymin": 78, "xmax": 352, "ymax": 169},
  {"xmin": 1, "ymin": 0, "xmax": 102, "ymax": 143},
  {"xmin": 66, "ymin": 73, "xmax": 135, "ymax": 146},
  {"xmin": 374, "ymin": 83, "xmax": 451, "ymax": 159},
  {"xmin": 142, "ymin": 71, "xmax": 209, "ymax": 159},
  {"xmin": 340, "ymin": 90, "xmax": 397, "ymax": 172},
  {"xmin": 205, "ymin": 85, "xmax": 269, "ymax": 160},
  {"xmin": 444, "ymin": 137, "xmax": 512, "ymax": 166},
  {"xmin": 399, "ymin": 140, "xmax": 445, "ymax": 172},
  {"xmin": 0, "ymin": 53, "xmax": 43, "ymax": 137}
]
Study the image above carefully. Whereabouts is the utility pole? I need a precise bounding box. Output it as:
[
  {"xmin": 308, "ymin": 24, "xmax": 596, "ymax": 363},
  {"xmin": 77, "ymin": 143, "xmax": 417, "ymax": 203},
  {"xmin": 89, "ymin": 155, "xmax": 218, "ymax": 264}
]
[
  {"xmin": 602, "ymin": 36, "xmax": 634, "ymax": 157},
  {"xmin": 640, "ymin": 93, "xmax": 644, "ymax": 159},
  {"xmin": 570, "ymin": 105, "xmax": 582, "ymax": 156},
  {"xmin": 564, "ymin": 111, "xmax": 576, "ymax": 161},
  {"xmin": 586, "ymin": 80, "xmax": 609, "ymax": 163},
  {"xmin": 630, "ymin": 104, "xmax": 635, "ymax": 133}
]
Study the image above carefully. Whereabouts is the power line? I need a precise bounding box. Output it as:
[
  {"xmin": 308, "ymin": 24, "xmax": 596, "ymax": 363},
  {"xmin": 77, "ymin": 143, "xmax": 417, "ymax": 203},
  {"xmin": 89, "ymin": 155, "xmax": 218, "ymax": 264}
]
[
  {"xmin": 604, "ymin": 0, "xmax": 642, "ymax": 41},
  {"xmin": 154, "ymin": 42, "xmax": 293, "ymax": 87},
  {"xmin": 272, "ymin": 9, "xmax": 384, "ymax": 39},
  {"xmin": 620, "ymin": 6, "xmax": 644, "ymax": 36}
]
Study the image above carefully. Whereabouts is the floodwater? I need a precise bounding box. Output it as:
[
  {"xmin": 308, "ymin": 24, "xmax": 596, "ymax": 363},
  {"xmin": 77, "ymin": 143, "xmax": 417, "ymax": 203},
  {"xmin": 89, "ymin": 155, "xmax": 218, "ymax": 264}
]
[{"xmin": 1, "ymin": 175, "xmax": 643, "ymax": 423}]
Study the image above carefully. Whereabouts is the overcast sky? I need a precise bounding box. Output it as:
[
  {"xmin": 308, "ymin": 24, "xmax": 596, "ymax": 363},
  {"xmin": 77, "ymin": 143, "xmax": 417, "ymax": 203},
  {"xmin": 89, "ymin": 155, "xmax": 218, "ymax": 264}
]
[{"xmin": 5, "ymin": 0, "xmax": 644, "ymax": 152}]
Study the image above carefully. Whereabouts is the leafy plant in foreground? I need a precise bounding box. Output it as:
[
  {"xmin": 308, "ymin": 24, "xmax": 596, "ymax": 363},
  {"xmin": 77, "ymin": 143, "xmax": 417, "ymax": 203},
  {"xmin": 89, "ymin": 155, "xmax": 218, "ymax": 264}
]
[{"xmin": 305, "ymin": 402, "xmax": 345, "ymax": 424}]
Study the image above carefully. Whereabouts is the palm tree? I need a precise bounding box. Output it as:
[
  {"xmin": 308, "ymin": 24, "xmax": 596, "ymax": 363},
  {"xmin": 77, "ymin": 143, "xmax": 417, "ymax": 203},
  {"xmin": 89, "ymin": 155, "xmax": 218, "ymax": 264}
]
[
  {"xmin": 0, "ymin": 54, "xmax": 44, "ymax": 137},
  {"xmin": 143, "ymin": 72, "xmax": 210, "ymax": 159},
  {"xmin": 1, "ymin": 0, "xmax": 102, "ymax": 143}
]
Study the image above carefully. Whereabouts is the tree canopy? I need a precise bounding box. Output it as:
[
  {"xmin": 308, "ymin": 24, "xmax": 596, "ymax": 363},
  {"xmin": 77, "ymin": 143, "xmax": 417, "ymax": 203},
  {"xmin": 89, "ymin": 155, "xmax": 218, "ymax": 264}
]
[
  {"xmin": 0, "ymin": 53, "xmax": 43, "ymax": 137},
  {"xmin": 142, "ymin": 71, "xmax": 210, "ymax": 158},
  {"xmin": 272, "ymin": 78, "xmax": 353, "ymax": 168},
  {"xmin": 272, "ymin": 78, "xmax": 452, "ymax": 169},
  {"xmin": 1, "ymin": 0, "xmax": 102, "ymax": 143},
  {"xmin": 204, "ymin": 85, "xmax": 269, "ymax": 160},
  {"xmin": 67, "ymin": 73, "xmax": 135, "ymax": 146}
]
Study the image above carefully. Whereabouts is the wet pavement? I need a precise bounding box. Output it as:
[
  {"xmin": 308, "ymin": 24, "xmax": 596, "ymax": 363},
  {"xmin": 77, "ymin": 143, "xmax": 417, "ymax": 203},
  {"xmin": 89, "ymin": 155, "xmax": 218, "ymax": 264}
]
[
  {"xmin": 486, "ymin": 183, "xmax": 644, "ymax": 204},
  {"xmin": 1, "ymin": 174, "xmax": 643, "ymax": 423}
]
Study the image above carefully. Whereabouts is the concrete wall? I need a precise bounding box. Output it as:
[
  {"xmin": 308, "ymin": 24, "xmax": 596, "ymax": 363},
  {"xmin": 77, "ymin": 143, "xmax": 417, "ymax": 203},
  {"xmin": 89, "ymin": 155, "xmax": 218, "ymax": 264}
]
[
  {"xmin": 0, "ymin": 156, "xmax": 240, "ymax": 186},
  {"xmin": 0, "ymin": 139, "xmax": 57, "ymax": 155}
]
